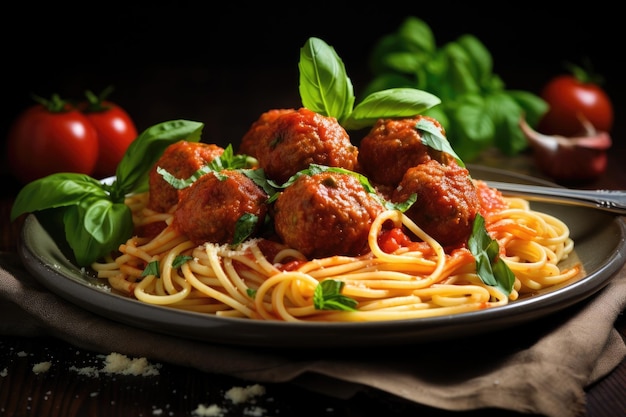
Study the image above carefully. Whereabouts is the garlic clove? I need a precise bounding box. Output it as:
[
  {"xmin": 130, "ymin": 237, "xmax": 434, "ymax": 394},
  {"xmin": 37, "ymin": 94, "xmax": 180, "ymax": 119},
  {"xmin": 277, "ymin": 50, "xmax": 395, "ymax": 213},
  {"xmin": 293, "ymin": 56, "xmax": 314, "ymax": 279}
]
[{"xmin": 519, "ymin": 116, "xmax": 612, "ymax": 183}]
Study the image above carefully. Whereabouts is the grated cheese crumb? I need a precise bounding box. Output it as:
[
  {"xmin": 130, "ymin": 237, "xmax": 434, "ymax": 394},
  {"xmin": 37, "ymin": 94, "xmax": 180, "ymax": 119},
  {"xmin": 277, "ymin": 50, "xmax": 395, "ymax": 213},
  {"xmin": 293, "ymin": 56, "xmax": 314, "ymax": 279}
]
[
  {"xmin": 32, "ymin": 362, "xmax": 51, "ymax": 374},
  {"xmin": 69, "ymin": 352, "xmax": 160, "ymax": 377},
  {"xmin": 69, "ymin": 365, "xmax": 99, "ymax": 377},
  {"xmin": 225, "ymin": 384, "xmax": 265, "ymax": 404},
  {"xmin": 102, "ymin": 352, "xmax": 160, "ymax": 376},
  {"xmin": 243, "ymin": 406, "xmax": 266, "ymax": 416},
  {"xmin": 192, "ymin": 403, "xmax": 225, "ymax": 417}
]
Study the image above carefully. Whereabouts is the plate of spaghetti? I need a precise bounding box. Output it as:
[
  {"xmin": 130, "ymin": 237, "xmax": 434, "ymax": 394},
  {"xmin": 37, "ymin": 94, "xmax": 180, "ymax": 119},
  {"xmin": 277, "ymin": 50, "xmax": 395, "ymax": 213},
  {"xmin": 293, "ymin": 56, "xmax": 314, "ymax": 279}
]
[{"xmin": 18, "ymin": 160, "xmax": 626, "ymax": 348}]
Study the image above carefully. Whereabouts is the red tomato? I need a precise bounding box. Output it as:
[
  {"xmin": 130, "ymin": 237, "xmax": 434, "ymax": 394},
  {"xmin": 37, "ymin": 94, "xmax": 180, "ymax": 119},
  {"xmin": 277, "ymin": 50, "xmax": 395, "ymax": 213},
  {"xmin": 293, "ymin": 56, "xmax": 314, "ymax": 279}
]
[
  {"xmin": 81, "ymin": 89, "xmax": 138, "ymax": 179},
  {"xmin": 537, "ymin": 74, "xmax": 613, "ymax": 137},
  {"xmin": 7, "ymin": 96, "xmax": 99, "ymax": 184}
]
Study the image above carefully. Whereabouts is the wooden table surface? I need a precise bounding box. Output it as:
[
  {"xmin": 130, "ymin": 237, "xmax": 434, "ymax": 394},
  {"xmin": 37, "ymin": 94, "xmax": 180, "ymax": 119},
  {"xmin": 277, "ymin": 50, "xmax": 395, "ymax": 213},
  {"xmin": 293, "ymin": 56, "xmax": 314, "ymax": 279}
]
[{"xmin": 0, "ymin": 144, "xmax": 624, "ymax": 416}]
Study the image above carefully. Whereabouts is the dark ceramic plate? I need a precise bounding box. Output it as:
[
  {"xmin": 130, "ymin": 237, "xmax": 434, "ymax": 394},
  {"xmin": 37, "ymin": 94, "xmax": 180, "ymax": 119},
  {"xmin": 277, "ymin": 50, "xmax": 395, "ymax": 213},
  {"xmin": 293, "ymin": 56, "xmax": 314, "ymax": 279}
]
[{"xmin": 18, "ymin": 165, "xmax": 626, "ymax": 348}]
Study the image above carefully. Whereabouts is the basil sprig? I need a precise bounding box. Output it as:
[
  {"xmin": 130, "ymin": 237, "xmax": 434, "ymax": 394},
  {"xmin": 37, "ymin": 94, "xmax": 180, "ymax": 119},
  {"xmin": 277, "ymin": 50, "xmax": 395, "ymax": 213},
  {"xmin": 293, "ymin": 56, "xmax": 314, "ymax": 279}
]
[
  {"xmin": 10, "ymin": 120, "xmax": 204, "ymax": 266},
  {"xmin": 362, "ymin": 16, "xmax": 548, "ymax": 161},
  {"xmin": 299, "ymin": 37, "xmax": 441, "ymax": 131}
]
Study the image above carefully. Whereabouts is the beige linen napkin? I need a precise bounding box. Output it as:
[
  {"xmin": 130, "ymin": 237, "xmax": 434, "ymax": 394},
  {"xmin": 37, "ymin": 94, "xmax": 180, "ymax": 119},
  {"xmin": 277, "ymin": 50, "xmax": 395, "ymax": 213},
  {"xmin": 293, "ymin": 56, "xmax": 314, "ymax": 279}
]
[{"xmin": 1, "ymin": 251, "xmax": 624, "ymax": 417}]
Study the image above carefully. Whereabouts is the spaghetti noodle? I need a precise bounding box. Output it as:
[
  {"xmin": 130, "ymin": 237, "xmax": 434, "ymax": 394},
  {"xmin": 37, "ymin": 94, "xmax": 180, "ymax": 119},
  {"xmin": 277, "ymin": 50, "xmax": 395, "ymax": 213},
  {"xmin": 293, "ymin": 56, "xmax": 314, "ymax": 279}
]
[{"xmin": 91, "ymin": 184, "xmax": 581, "ymax": 322}]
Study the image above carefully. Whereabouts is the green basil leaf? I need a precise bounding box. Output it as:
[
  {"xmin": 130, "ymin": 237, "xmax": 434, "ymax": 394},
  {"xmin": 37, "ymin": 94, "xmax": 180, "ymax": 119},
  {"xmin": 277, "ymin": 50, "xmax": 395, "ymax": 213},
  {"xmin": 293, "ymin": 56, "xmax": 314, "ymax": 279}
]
[
  {"xmin": 313, "ymin": 279, "xmax": 358, "ymax": 311},
  {"xmin": 343, "ymin": 88, "xmax": 441, "ymax": 130},
  {"xmin": 450, "ymin": 94, "xmax": 496, "ymax": 160},
  {"xmin": 397, "ymin": 16, "xmax": 437, "ymax": 54},
  {"xmin": 298, "ymin": 37, "xmax": 355, "ymax": 122},
  {"xmin": 64, "ymin": 197, "xmax": 133, "ymax": 266},
  {"xmin": 442, "ymin": 42, "xmax": 481, "ymax": 96},
  {"xmin": 115, "ymin": 119, "xmax": 204, "ymax": 195},
  {"xmin": 10, "ymin": 173, "xmax": 106, "ymax": 221},
  {"xmin": 206, "ymin": 144, "xmax": 257, "ymax": 171},
  {"xmin": 507, "ymin": 89, "xmax": 549, "ymax": 127},
  {"xmin": 493, "ymin": 110, "xmax": 529, "ymax": 156},
  {"xmin": 172, "ymin": 255, "xmax": 193, "ymax": 269},
  {"xmin": 379, "ymin": 51, "xmax": 426, "ymax": 74},
  {"xmin": 242, "ymin": 168, "xmax": 278, "ymax": 198},
  {"xmin": 454, "ymin": 34, "xmax": 493, "ymax": 86},
  {"xmin": 142, "ymin": 261, "xmax": 160, "ymax": 278},
  {"xmin": 485, "ymin": 92, "xmax": 530, "ymax": 156},
  {"xmin": 468, "ymin": 214, "xmax": 515, "ymax": 296},
  {"xmin": 416, "ymin": 119, "xmax": 464, "ymax": 167},
  {"xmin": 232, "ymin": 213, "xmax": 259, "ymax": 245}
]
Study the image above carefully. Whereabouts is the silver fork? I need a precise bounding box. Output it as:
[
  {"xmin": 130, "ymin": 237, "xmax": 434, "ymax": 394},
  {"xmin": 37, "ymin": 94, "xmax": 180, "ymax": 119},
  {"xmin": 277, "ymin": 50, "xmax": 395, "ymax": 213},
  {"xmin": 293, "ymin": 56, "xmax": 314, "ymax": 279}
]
[{"xmin": 485, "ymin": 181, "xmax": 626, "ymax": 215}]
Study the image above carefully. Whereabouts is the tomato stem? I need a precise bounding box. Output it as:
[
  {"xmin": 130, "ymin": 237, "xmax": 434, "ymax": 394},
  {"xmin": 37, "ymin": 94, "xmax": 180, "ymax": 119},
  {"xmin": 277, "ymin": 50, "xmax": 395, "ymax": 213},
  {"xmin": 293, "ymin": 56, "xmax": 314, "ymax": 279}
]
[
  {"xmin": 565, "ymin": 58, "xmax": 604, "ymax": 86},
  {"xmin": 32, "ymin": 93, "xmax": 70, "ymax": 113},
  {"xmin": 84, "ymin": 86, "xmax": 115, "ymax": 112}
]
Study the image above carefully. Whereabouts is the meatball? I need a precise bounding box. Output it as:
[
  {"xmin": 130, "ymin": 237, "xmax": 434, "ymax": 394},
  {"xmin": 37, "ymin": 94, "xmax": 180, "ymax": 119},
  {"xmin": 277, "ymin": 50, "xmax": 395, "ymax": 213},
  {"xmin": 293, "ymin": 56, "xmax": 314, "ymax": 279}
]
[
  {"xmin": 238, "ymin": 108, "xmax": 296, "ymax": 159},
  {"xmin": 148, "ymin": 141, "xmax": 224, "ymax": 213},
  {"xmin": 254, "ymin": 107, "xmax": 358, "ymax": 184},
  {"xmin": 358, "ymin": 116, "xmax": 451, "ymax": 187},
  {"xmin": 273, "ymin": 171, "xmax": 384, "ymax": 258},
  {"xmin": 172, "ymin": 170, "xmax": 269, "ymax": 245},
  {"xmin": 391, "ymin": 160, "xmax": 480, "ymax": 247}
]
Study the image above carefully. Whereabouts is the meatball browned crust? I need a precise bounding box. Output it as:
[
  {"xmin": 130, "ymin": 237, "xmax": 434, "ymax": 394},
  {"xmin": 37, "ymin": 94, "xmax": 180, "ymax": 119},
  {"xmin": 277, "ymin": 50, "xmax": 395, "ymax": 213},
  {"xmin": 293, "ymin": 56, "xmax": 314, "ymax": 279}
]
[
  {"xmin": 149, "ymin": 141, "xmax": 224, "ymax": 213},
  {"xmin": 238, "ymin": 108, "xmax": 296, "ymax": 159},
  {"xmin": 273, "ymin": 171, "xmax": 384, "ymax": 259},
  {"xmin": 253, "ymin": 107, "xmax": 358, "ymax": 184},
  {"xmin": 358, "ymin": 116, "xmax": 451, "ymax": 187},
  {"xmin": 172, "ymin": 170, "xmax": 269, "ymax": 245},
  {"xmin": 391, "ymin": 160, "xmax": 480, "ymax": 247}
]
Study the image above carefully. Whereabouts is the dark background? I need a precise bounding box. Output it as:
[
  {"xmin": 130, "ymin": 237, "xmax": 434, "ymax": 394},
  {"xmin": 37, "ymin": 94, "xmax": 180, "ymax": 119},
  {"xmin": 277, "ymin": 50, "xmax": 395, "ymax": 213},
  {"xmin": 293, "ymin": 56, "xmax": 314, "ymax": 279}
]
[{"xmin": 2, "ymin": 2, "xmax": 623, "ymax": 170}]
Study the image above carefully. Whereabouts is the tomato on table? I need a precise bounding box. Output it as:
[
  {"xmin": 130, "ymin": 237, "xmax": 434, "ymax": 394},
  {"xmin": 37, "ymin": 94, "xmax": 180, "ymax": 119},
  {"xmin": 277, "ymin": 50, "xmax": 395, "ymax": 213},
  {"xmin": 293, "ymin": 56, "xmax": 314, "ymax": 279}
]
[
  {"xmin": 81, "ymin": 87, "xmax": 138, "ymax": 179},
  {"xmin": 537, "ymin": 67, "xmax": 613, "ymax": 137},
  {"xmin": 6, "ymin": 94, "xmax": 99, "ymax": 184}
]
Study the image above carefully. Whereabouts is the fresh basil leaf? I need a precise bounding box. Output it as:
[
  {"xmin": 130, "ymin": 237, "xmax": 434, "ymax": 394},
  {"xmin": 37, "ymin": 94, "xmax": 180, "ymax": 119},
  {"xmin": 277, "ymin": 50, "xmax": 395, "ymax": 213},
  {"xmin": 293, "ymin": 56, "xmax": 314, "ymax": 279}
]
[
  {"xmin": 397, "ymin": 16, "xmax": 437, "ymax": 54},
  {"xmin": 157, "ymin": 166, "xmax": 206, "ymax": 190},
  {"xmin": 379, "ymin": 51, "xmax": 426, "ymax": 74},
  {"xmin": 173, "ymin": 255, "xmax": 193, "ymax": 269},
  {"xmin": 485, "ymin": 92, "xmax": 530, "ymax": 156},
  {"xmin": 115, "ymin": 120, "xmax": 204, "ymax": 195},
  {"xmin": 313, "ymin": 279, "xmax": 358, "ymax": 311},
  {"xmin": 441, "ymin": 42, "xmax": 481, "ymax": 96},
  {"xmin": 385, "ymin": 194, "xmax": 417, "ymax": 212},
  {"xmin": 468, "ymin": 214, "xmax": 515, "ymax": 296},
  {"xmin": 142, "ymin": 261, "xmax": 160, "ymax": 278},
  {"xmin": 10, "ymin": 173, "xmax": 106, "ymax": 221},
  {"xmin": 64, "ymin": 196, "xmax": 133, "ymax": 266},
  {"xmin": 205, "ymin": 144, "xmax": 257, "ymax": 172},
  {"xmin": 416, "ymin": 119, "xmax": 464, "ymax": 167},
  {"xmin": 232, "ymin": 213, "xmax": 259, "ymax": 245},
  {"xmin": 507, "ymin": 89, "xmax": 549, "ymax": 127},
  {"xmin": 241, "ymin": 168, "xmax": 278, "ymax": 198},
  {"xmin": 81, "ymin": 198, "xmax": 133, "ymax": 245},
  {"xmin": 343, "ymin": 88, "xmax": 441, "ymax": 130},
  {"xmin": 454, "ymin": 34, "xmax": 493, "ymax": 86},
  {"xmin": 450, "ymin": 94, "xmax": 496, "ymax": 160},
  {"xmin": 298, "ymin": 37, "xmax": 355, "ymax": 122}
]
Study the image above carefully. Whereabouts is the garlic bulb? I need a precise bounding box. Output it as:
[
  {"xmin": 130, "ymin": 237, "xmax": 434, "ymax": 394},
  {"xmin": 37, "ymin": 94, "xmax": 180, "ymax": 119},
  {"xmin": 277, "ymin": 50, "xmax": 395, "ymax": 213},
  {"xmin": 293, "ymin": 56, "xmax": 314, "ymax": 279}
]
[{"xmin": 519, "ymin": 116, "xmax": 611, "ymax": 183}]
